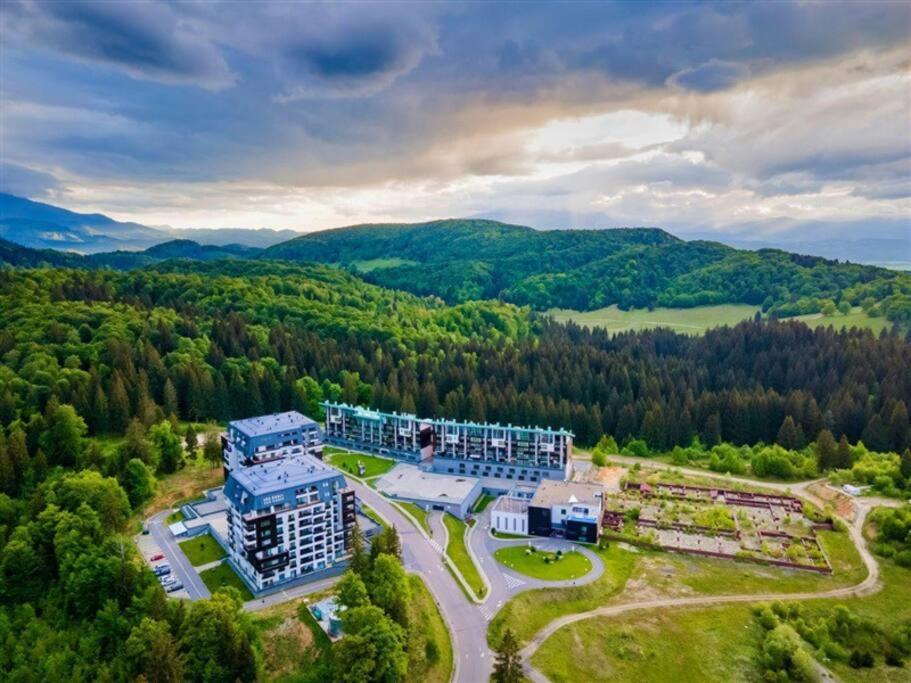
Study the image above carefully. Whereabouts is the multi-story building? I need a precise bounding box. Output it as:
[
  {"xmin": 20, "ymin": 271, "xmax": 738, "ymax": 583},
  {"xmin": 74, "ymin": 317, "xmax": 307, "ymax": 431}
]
[
  {"xmin": 223, "ymin": 455, "xmax": 356, "ymax": 593},
  {"xmin": 322, "ymin": 403, "xmax": 434, "ymax": 462},
  {"xmin": 527, "ymin": 480, "xmax": 604, "ymax": 542},
  {"xmin": 322, "ymin": 402, "xmax": 572, "ymax": 483},
  {"xmin": 222, "ymin": 411, "xmax": 323, "ymax": 477}
]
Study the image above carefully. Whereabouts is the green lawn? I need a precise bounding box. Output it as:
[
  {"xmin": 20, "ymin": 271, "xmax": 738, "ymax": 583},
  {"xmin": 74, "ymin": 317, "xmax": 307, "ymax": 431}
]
[
  {"xmin": 788, "ymin": 307, "xmax": 895, "ymax": 334},
  {"xmin": 166, "ymin": 509, "xmax": 185, "ymax": 524},
  {"xmin": 492, "ymin": 529, "xmax": 529, "ymax": 540},
  {"xmin": 532, "ymin": 602, "xmax": 762, "ymax": 682},
  {"xmin": 325, "ymin": 449, "xmax": 397, "ymax": 479},
  {"xmin": 494, "ymin": 545, "xmax": 592, "ymax": 581},
  {"xmin": 442, "ymin": 514, "xmax": 487, "ymax": 599},
  {"xmin": 199, "ymin": 562, "xmax": 254, "ymax": 602},
  {"xmin": 548, "ymin": 304, "xmax": 759, "ymax": 334},
  {"xmin": 395, "ymin": 501, "xmax": 433, "ymax": 536},
  {"xmin": 405, "ymin": 575, "xmax": 454, "ymax": 683},
  {"xmin": 489, "ymin": 544, "xmax": 637, "ymax": 648},
  {"xmin": 360, "ymin": 502, "xmax": 389, "ymax": 530},
  {"xmin": 472, "ymin": 493, "xmax": 495, "ymax": 514},
  {"xmin": 178, "ymin": 533, "xmax": 226, "ymax": 566}
]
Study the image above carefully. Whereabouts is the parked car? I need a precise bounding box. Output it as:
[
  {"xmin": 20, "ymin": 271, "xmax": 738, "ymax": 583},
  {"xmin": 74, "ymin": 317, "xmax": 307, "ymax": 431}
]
[
  {"xmin": 150, "ymin": 553, "xmax": 164, "ymax": 561},
  {"xmin": 141, "ymin": 526, "xmax": 150, "ymax": 535},
  {"xmin": 166, "ymin": 582, "xmax": 183, "ymax": 593},
  {"xmin": 153, "ymin": 564, "xmax": 171, "ymax": 576},
  {"xmin": 160, "ymin": 575, "xmax": 175, "ymax": 585}
]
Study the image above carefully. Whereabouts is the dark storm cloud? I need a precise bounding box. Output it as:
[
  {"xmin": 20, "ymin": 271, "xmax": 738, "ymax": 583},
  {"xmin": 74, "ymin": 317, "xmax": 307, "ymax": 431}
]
[
  {"xmin": 0, "ymin": 0, "xmax": 234, "ymax": 89},
  {"xmin": 275, "ymin": 15, "xmax": 437, "ymax": 100}
]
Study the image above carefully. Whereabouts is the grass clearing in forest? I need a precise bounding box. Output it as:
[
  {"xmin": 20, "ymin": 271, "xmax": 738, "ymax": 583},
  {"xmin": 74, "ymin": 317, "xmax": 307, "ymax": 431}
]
[
  {"xmin": 350, "ymin": 257, "xmax": 419, "ymax": 272},
  {"xmin": 788, "ymin": 307, "xmax": 896, "ymax": 334},
  {"xmin": 548, "ymin": 304, "xmax": 759, "ymax": 334}
]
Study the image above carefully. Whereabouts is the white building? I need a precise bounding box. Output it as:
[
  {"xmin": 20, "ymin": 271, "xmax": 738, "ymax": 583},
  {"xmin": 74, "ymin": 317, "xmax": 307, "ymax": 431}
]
[
  {"xmin": 490, "ymin": 484, "xmax": 537, "ymax": 535},
  {"xmin": 223, "ymin": 455, "xmax": 355, "ymax": 593}
]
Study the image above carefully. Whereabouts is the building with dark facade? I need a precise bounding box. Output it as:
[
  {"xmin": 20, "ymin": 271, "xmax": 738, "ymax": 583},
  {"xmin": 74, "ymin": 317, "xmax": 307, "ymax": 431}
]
[
  {"xmin": 527, "ymin": 480, "xmax": 604, "ymax": 542},
  {"xmin": 223, "ymin": 455, "xmax": 355, "ymax": 593},
  {"xmin": 222, "ymin": 411, "xmax": 323, "ymax": 477}
]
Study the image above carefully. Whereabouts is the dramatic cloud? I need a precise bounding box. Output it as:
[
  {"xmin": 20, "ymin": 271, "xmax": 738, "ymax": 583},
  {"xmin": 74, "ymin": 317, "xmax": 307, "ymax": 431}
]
[
  {"xmin": 0, "ymin": 0, "xmax": 235, "ymax": 89},
  {"xmin": 0, "ymin": 0, "xmax": 908, "ymax": 248}
]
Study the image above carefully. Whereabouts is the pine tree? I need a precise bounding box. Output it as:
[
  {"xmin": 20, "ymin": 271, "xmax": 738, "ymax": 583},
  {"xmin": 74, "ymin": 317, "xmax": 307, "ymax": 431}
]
[
  {"xmin": 163, "ymin": 378, "xmax": 179, "ymax": 419},
  {"xmin": 900, "ymin": 449, "xmax": 911, "ymax": 481},
  {"xmin": 776, "ymin": 416, "xmax": 801, "ymax": 450},
  {"xmin": 349, "ymin": 523, "xmax": 370, "ymax": 576},
  {"xmin": 184, "ymin": 424, "xmax": 198, "ymax": 460},
  {"xmin": 109, "ymin": 373, "xmax": 131, "ymax": 433},
  {"xmin": 835, "ymin": 435, "xmax": 853, "ymax": 469},
  {"xmin": 814, "ymin": 429, "xmax": 838, "ymax": 471},
  {"xmin": 492, "ymin": 629, "xmax": 523, "ymax": 683}
]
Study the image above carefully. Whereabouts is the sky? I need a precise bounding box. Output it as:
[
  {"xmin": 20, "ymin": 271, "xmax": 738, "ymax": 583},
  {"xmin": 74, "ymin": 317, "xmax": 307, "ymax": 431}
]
[{"xmin": 1, "ymin": 0, "xmax": 910, "ymax": 246}]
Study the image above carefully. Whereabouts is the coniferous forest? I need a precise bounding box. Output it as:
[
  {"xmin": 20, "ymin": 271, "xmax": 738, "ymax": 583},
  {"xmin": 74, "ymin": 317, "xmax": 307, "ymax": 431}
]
[{"xmin": 0, "ymin": 258, "xmax": 909, "ymax": 680}]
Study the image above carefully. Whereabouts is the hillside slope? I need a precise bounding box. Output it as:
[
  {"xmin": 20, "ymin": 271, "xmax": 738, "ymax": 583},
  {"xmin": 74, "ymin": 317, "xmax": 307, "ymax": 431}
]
[{"xmin": 262, "ymin": 219, "xmax": 911, "ymax": 318}]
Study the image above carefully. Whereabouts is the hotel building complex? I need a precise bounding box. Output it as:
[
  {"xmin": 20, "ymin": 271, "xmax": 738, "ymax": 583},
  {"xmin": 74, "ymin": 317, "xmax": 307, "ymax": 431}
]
[
  {"xmin": 322, "ymin": 401, "xmax": 573, "ymax": 482},
  {"xmin": 222, "ymin": 411, "xmax": 323, "ymax": 477}
]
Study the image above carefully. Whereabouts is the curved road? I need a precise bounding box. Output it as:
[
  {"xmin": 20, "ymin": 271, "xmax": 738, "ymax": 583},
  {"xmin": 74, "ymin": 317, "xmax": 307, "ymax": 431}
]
[{"xmin": 520, "ymin": 493, "xmax": 888, "ymax": 682}]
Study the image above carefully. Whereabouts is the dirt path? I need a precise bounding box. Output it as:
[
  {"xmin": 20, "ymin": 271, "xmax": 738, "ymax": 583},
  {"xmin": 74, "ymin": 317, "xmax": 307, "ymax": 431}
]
[{"xmin": 520, "ymin": 483, "xmax": 885, "ymax": 682}]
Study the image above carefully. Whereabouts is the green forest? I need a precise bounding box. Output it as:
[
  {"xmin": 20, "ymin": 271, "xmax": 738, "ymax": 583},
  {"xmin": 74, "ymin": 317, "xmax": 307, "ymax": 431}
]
[
  {"xmin": 4, "ymin": 217, "xmax": 911, "ymax": 321},
  {"xmin": 0, "ymin": 252, "xmax": 909, "ymax": 681}
]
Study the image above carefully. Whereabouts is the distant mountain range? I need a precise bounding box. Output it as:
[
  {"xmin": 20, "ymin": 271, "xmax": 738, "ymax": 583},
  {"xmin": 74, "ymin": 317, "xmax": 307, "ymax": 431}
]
[
  {"xmin": 0, "ymin": 193, "xmax": 297, "ymax": 251},
  {"xmin": 3, "ymin": 215, "xmax": 909, "ymax": 317}
]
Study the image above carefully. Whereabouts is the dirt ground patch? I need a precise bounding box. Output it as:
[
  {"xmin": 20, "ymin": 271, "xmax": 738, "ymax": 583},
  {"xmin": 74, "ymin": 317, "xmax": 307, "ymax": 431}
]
[
  {"xmin": 576, "ymin": 465, "xmax": 625, "ymax": 491},
  {"xmin": 261, "ymin": 615, "xmax": 316, "ymax": 678},
  {"xmin": 807, "ymin": 483, "xmax": 855, "ymax": 521}
]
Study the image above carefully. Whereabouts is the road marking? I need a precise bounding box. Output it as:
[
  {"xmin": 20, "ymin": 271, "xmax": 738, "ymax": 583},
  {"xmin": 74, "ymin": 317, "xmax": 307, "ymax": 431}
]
[{"xmin": 504, "ymin": 573, "xmax": 526, "ymax": 590}]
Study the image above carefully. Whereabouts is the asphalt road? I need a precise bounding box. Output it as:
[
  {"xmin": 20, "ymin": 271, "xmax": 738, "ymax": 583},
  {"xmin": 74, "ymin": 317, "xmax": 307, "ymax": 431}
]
[
  {"xmin": 347, "ymin": 479, "xmax": 493, "ymax": 683},
  {"xmin": 147, "ymin": 510, "xmax": 212, "ymax": 601}
]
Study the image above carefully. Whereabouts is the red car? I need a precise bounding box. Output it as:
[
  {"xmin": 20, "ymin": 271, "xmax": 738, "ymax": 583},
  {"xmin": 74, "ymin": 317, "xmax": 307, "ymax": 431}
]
[{"xmin": 150, "ymin": 553, "xmax": 165, "ymax": 562}]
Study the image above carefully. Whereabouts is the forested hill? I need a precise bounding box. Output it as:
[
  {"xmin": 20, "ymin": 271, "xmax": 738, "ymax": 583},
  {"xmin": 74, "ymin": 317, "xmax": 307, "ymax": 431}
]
[{"xmin": 261, "ymin": 219, "xmax": 911, "ymax": 319}]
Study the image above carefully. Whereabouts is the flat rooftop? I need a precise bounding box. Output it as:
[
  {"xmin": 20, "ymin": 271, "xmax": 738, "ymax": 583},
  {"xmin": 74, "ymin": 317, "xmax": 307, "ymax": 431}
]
[
  {"xmin": 376, "ymin": 464, "xmax": 479, "ymax": 505},
  {"xmin": 230, "ymin": 455, "xmax": 336, "ymax": 496},
  {"xmin": 492, "ymin": 495, "xmax": 529, "ymax": 514},
  {"xmin": 230, "ymin": 411, "xmax": 317, "ymax": 437},
  {"xmin": 530, "ymin": 479, "xmax": 603, "ymax": 508}
]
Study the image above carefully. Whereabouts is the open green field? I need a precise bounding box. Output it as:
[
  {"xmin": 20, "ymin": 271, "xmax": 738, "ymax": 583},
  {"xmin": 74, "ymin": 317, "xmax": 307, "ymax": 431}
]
[
  {"xmin": 443, "ymin": 513, "xmax": 487, "ymax": 598},
  {"xmin": 350, "ymin": 257, "xmax": 418, "ymax": 272},
  {"xmin": 790, "ymin": 307, "xmax": 895, "ymax": 334},
  {"xmin": 532, "ymin": 602, "xmax": 761, "ymax": 682},
  {"xmin": 548, "ymin": 304, "xmax": 759, "ymax": 334},
  {"xmin": 324, "ymin": 448, "xmax": 397, "ymax": 479},
  {"xmin": 199, "ymin": 562, "xmax": 255, "ymax": 602},
  {"xmin": 179, "ymin": 533, "xmax": 226, "ymax": 566},
  {"xmin": 548, "ymin": 303, "xmax": 896, "ymax": 335},
  {"xmin": 488, "ymin": 544, "xmax": 637, "ymax": 647},
  {"xmin": 494, "ymin": 545, "xmax": 592, "ymax": 581}
]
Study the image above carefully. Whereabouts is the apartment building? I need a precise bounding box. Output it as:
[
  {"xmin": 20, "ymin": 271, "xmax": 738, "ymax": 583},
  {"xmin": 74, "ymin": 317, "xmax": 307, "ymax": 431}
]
[
  {"xmin": 322, "ymin": 401, "xmax": 572, "ymax": 482},
  {"xmin": 222, "ymin": 411, "xmax": 323, "ymax": 477},
  {"xmin": 223, "ymin": 455, "xmax": 356, "ymax": 593}
]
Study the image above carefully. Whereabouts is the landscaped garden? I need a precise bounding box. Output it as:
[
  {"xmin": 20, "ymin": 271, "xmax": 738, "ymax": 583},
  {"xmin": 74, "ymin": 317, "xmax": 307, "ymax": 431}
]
[
  {"xmin": 179, "ymin": 533, "xmax": 226, "ymax": 566},
  {"xmin": 324, "ymin": 448, "xmax": 397, "ymax": 479},
  {"xmin": 395, "ymin": 501, "xmax": 433, "ymax": 536},
  {"xmin": 494, "ymin": 544, "xmax": 593, "ymax": 581},
  {"xmin": 472, "ymin": 493, "xmax": 495, "ymax": 514},
  {"xmin": 199, "ymin": 562, "xmax": 255, "ymax": 601}
]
